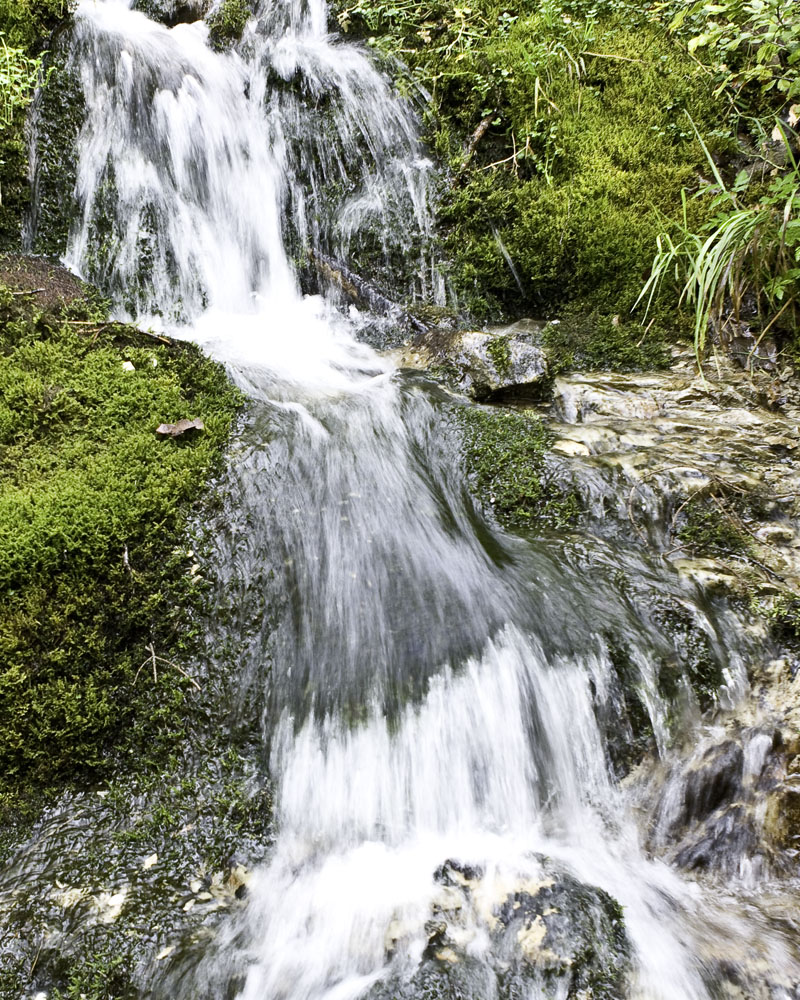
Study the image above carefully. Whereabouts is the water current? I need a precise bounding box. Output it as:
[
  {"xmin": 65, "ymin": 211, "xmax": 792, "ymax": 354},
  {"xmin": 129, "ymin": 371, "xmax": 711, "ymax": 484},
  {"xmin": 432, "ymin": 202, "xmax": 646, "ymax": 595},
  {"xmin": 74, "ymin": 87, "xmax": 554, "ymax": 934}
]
[{"xmin": 15, "ymin": 0, "xmax": 800, "ymax": 996}]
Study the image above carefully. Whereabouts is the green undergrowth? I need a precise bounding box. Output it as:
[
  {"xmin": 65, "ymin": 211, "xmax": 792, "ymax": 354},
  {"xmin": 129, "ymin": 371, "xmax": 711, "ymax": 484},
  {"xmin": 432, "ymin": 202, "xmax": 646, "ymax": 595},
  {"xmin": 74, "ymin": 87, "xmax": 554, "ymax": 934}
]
[
  {"xmin": 542, "ymin": 312, "xmax": 673, "ymax": 372},
  {"xmin": 454, "ymin": 403, "xmax": 580, "ymax": 530},
  {"xmin": 0, "ymin": 277, "xmax": 243, "ymax": 802},
  {"xmin": 207, "ymin": 0, "xmax": 252, "ymax": 48},
  {"xmin": 337, "ymin": 0, "xmax": 732, "ymax": 335}
]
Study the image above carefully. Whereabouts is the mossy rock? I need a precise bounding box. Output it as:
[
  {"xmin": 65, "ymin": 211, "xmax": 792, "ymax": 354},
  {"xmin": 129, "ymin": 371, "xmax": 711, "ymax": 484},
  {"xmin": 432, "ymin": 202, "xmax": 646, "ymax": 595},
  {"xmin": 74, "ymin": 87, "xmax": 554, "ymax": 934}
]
[
  {"xmin": 206, "ymin": 0, "xmax": 252, "ymax": 48},
  {"xmin": 0, "ymin": 0, "xmax": 77, "ymax": 251},
  {"xmin": 0, "ymin": 259, "xmax": 243, "ymax": 792},
  {"xmin": 452, "ymin": 403, "xmax": 580, "ymax": 531},
  {"xmin": 27, "ymin": 40, "xmax": 86, "ymax": 258}
]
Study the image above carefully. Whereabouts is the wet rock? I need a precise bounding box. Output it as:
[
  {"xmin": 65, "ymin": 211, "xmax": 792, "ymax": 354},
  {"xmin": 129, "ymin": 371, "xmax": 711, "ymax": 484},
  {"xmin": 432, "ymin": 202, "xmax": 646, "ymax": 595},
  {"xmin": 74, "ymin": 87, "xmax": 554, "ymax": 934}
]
[
  {"xmin": 444, "ymin": 330, "xmax": 548, "ymax": 402},
  {"xmin": 404, "ymin": 321, "xmax": 549, "ymax": 402},
  {"xmin": 649, "ymin": 726, "xmax": 789, "ymax": 877},
  {"xmin": 369, "ymin": 859, "xmax": 629, "ymax": 1000},
  {"xmin": 132, "ymin": 0, "xmax": 210, "ymax": 25},
  {"xmin": 682, "ymin": 741, "xmax": 745, "ymax": 826}
]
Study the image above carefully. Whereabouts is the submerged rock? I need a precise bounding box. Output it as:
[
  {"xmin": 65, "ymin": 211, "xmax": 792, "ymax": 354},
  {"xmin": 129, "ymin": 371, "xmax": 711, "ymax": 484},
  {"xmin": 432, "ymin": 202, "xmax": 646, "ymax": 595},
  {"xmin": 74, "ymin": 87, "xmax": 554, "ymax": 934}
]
[{"xmin": 132, "ymin": 0, "xmax": 210, "ymax": 25}]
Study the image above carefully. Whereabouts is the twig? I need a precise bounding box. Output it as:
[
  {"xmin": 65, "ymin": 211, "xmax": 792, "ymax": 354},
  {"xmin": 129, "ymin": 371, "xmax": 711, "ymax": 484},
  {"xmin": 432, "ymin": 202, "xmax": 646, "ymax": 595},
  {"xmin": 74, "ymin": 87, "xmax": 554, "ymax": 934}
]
[
  {"xmin": 463, "ymin": 112, "xmax": 495, "ymax": 163},
  {"xmin": 134, "ymin": 642, "xmax": 202, "ymax": 691},
  {"xmin": 11, "ymin": 288, "xmax": 45, "ymax": 296},
  {"xmin": 581, "ymin": 50, "xmax": 646, "ymax": 64}
]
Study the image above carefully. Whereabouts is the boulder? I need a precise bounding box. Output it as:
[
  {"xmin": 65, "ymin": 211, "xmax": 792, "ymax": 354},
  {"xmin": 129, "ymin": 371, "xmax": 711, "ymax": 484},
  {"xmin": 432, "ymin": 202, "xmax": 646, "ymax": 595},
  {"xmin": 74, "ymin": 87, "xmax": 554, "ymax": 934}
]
[
  {"xmin": 367, "ymin": 856, "xmax": 629, "ymax": 1000},
  {"xmin": 408, "ymin": 320, "xmax": 549, "ymax": 402}
]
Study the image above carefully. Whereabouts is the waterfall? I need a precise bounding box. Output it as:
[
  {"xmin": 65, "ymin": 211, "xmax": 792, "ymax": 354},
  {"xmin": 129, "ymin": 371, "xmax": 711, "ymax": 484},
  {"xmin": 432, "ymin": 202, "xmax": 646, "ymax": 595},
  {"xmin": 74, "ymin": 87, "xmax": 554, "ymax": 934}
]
[{"xmin": 39, "ymin": 0, "xmax": 800, "ymax": 997}]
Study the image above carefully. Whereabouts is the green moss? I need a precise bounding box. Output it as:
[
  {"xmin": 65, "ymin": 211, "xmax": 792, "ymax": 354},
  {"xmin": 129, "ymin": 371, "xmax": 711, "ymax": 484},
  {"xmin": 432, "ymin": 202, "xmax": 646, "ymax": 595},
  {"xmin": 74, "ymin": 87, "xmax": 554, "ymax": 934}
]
[
  {"xmin": 28, "ymin": 50, "xmax": 86, "ymax": 257},
  {"xmin": 0, "ymin": 105, "xmax": 30, "ymax": 250},
  {"xmin": 0, "ymin": 1, "xmax": 77, "ymax": 251},
  {"xmin": 485, "ymin": 334, "xmax": 512, "ymax": 379},
  {"xmin": 676, "ymin": 495, "xmax": 752, "ymax": 559},
  {"xmin": 206, "ymin": 0, "xmax": 251, "ymax": 48},
  {"xmin": 0, "ymin": 0, "xmax": 73, "ymax": 51},
  {"xmin": 337, "ymin": 0, "xmax": 732, "ymax": 330},
  {"xmin": 454, "ymin": 404, "xmax": 579, "ymax": 530},
  {"xmin": 0, "ymin": 276, "xmax": 243, "ymax": 791},
  {"xmin": 542, "ymin": 311, "xmax": 673, "ymax": 373}
]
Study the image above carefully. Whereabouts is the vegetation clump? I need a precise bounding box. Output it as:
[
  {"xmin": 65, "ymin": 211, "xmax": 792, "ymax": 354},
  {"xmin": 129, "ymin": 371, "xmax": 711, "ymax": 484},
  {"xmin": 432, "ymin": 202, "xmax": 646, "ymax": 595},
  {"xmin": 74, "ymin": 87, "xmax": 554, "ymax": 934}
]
[
  {"xmin": 454, "ymin": 403, "xmax": 579, "ymax": 530},
  {"xmin": 0, "ymin": 257, "xmax": 243, "ymax": 796},
  {"xmin": 0, "ymin": 0, "xmax": 76, "ymax": 248},
  {"xmin": 336, "ymin": 0, "xmax": 730, "ymax": 337},
  {"xmin": 206, "ymin": 0, "xmax": 251, "ymax": 48}
]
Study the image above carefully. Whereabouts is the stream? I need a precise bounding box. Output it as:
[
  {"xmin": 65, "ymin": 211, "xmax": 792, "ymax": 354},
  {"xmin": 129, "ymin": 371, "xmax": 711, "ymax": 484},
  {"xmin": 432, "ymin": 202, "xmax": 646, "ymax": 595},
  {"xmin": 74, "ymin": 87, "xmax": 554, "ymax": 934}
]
[{"xmin": 2, "ymin": 0, "xmax": 800, "ymax": 997}]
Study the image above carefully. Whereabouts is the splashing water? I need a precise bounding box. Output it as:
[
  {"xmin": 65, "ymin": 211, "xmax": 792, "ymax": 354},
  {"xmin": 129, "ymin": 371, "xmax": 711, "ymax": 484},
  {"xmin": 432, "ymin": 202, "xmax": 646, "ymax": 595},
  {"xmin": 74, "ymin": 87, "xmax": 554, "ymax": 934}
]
[{"xmin": 31, "ymin": 0, "xmax": 800, "ymax": 996}]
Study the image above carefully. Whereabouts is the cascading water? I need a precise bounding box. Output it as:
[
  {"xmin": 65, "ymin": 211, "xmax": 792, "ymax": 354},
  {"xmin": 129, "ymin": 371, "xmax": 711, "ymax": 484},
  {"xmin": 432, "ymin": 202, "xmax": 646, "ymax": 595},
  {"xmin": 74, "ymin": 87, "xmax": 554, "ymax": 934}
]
[{"xmin": 22, "ymin": 0, "xmax": 800, "ymax": 996}]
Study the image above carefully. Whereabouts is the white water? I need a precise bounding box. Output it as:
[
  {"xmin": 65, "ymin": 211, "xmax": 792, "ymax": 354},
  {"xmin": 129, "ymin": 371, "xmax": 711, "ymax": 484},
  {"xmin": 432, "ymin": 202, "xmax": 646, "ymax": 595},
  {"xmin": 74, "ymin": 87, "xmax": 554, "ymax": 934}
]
[{"xmin": 48, "ymin": 1, "xmax": 800, "ymax": 997}]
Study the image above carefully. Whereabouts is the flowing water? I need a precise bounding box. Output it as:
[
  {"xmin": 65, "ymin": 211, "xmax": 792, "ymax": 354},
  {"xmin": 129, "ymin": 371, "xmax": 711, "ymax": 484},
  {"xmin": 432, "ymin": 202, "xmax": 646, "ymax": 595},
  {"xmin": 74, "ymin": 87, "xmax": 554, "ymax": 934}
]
[{"xmin": 11, "ymin": 0, "xmax": 800, "ymax": 996}]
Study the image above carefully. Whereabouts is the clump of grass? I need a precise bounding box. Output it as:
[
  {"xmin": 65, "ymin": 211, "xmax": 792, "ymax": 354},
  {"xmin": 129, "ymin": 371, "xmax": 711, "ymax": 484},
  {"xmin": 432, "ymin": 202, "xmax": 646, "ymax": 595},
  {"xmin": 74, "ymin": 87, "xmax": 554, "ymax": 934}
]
[{"xmin": 637, "ymin": 119, "xmax": 800, "ymax": 363}]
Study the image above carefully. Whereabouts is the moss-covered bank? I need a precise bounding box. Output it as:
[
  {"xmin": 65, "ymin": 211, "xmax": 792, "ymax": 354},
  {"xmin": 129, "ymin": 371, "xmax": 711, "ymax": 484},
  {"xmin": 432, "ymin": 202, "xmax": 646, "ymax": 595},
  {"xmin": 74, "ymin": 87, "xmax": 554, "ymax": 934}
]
[{"xmin": 0, "ymin": 255, "xmax": 243, "ymax": 811}]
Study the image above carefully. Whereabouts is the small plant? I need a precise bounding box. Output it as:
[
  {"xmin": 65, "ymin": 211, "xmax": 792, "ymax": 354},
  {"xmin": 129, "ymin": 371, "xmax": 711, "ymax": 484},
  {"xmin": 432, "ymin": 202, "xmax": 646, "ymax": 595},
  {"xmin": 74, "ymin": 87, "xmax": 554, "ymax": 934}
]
[
  {"xmin": 0, "ymin": 37, "xmax": 42, "ymax": 128},
  {"xmin": 668, "ymin": 0, "xmax": 800, "ymax": 108}
]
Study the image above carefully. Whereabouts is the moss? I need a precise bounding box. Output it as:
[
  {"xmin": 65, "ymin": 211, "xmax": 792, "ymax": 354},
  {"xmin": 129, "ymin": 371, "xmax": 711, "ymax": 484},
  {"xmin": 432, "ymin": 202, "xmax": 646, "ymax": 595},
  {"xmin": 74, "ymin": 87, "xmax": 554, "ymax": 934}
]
[
  {"xmin": 0, "ymin": 105, "xmax": 30, "ymax": 250},
  {"xmin": 454, "ymin": 404, "xmax": 580, "ymax": 531},
  {"xmin": 0, "ymin": 0, "xmax": 73, "ymax": 51},
  {"xmin": 206, "ymin": 0, "xmax": 251, "ymax": 48},
  {"xmin": 0, "ymin": 266, "xmax": 243, "ymax": 792},
  {"xmin": 485, "ymin": 334, "xmax": 512, "ymax": 379},
  {"xmin": 0, "ymin": 0, "xmax": 76, "ymax": 251},
  {"xmin": 28, "ymin": 48, "xmax": 86, "ymax": 257},
  {"xmin": 542, "ymin": 311, "xmax": 673, "ymax": 373},
  {"xmin": 675, "ymin": 491, "xmax": 753, "ymax": 559},
  {"xmin": 337, "ymin": 0, "xmax": 733, "ymax": 331}
]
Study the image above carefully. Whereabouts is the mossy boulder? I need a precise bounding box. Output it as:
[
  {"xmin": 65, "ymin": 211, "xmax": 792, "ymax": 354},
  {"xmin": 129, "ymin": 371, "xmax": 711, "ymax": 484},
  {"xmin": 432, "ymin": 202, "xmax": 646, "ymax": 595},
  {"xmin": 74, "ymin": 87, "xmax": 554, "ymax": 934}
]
[
  {"xmin": 451, "ymin": 403, "xmax": 579, "ymax": 531},
  {"xmin": 0, "ymin": 255, "xmax": 243, "ymax": 793}
]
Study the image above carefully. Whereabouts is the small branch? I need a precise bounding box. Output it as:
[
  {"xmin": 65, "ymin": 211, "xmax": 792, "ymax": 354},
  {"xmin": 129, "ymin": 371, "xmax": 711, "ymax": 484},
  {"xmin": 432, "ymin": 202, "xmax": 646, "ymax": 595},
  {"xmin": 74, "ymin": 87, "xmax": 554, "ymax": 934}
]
[
  {"xmin": 581, "ymin": 50, "xmax": 646, "ymax": 64},
  {"xmin": 11, "ymin": 288, "xmax": 45, "ymax": 296},
  {"xmin": 462, "ymin": 112, "xmax": 495, "ymax": 165},
  {"xmin": 134, "ymin": 642, "xmax": 201, "ymax": 691}
]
